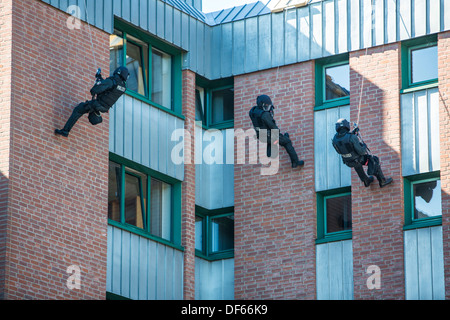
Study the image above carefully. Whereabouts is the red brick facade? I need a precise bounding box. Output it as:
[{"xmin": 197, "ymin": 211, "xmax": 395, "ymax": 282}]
[
  {"xmin": 1, "ymin": 0, "xmax": 110, "ymax": 299},
  {"xmin": 181, "ymin": 69, "xmax": 196, "ymax": 300},
  {"xmin": 438, "ymin": 31, "xmax": 450, "ymax": 299},
  {"xmin": 349, "ymin": 44, "xmax": 404, "ymax": 299},
  {"xmin": 234, "ymin": 62, "xmax": 316, "ymax": 299}
]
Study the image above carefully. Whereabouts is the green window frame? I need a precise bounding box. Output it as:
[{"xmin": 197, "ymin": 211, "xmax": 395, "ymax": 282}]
[
  {"xmin": 195, "ymin": 206, "xmax": 234, "ymax": 261},
  {"xmin": 111, "ymin": 19, "xmax": 183, "ymax": 118},
  {"xmin": 403, "ymin": 171, "xmax": 442, "ymax": 230},
  {"xmin": 196, "ymin": 75, "xmax": 234, "ymax": 129},
  {"xmin": 316, "ymin": 187, "xmax": 352, "ymax": 244},
  {"xmin": 108, "ymin": 153, "xmax": 183, "ymax": 250},
  {"xmin": 315, "ymin": 53, "xmax": 350, "ymax": 111},
  {"xmin": 401, "ymin": 34, "xmax": 438, "ymax": 93}
]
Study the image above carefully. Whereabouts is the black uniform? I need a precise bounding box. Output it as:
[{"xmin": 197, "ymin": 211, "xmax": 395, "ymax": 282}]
[
  {"xmin": 55, "ymin": 66, "xmax": 128, "ymax": 137},
  {"xmin": 332, "ymin": 119, "xmax": 392, "ymax": 188},
  {"xmin": 249, "ymin": 95, "xmax": 304, "ymax": 168}
]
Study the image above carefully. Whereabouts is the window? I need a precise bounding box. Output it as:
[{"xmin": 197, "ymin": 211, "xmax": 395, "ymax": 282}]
[
  {"xmin": 401, "ymin": 35, "xmax": 438, "ymax": 91},
  {"xmin": 108, "ymin": 158, "xmax": 181, "ymax": 245},
  {"xmin": 110, "ymin": 20, "xmax": 182, "ymax": 114},
  {"xmin": 195, "ymin": 206, "xmax": 234, "ymax": 260},
  {"xmin": 315, "ymin": 54, "xmax": 350, "ymax": 110},
  {"xmin": 196, "ymin": 76, "xmax": 234, "ymax": 128},
  {"xmin": 316, "ymin": 188, "xmax": 352, "ymax": 243},
  {"xmin": 404, "ymin": 172, "xmax": 442, "ymax": 230}
]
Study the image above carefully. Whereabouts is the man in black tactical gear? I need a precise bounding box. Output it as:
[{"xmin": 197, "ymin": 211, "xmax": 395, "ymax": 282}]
[
  {"xmin": 55, "ymin": 66, "xmax": 129, "ymax": 137},
  {"xmin": 249, "ymin": 95, "xmax": 305, "ymax": 169},
  {"xmin": 332, "ymin": 118, "xmax": 393, "ymax": 188}
]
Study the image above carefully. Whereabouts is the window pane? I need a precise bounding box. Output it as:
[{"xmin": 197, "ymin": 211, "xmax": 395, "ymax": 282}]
[
  {"xmin": 150, "ymin": 178, "xmax": 172, "ymax": 240},
  {"xmin": 108, "ymin": 161, "xmax": 121, "ymax": 222},
  {"xmin": 413, "ymin": 180, "xmax": 442, "ymax": 219},
  {"xmin": 211, "ymin": 215, "xmax": 234, "ymax": 253},
  {"xmin": 411, "ymin": 45, "xmax": 438, "ymax": 84},
  {"xmin": 126, "ymin": 39, "xmax": 147, "ymax": 96},
  {"xmin": 110, "ymin": 31, "xmax": 124, "ymax": 76},
  {"xmin": 325, "ymin": 64, "xmax": 350, "ymax": 101},
  {"xmin": 124, "ymin": 172, "xmax": 146, "ymax": 229},
  {"xmin": 152, "ymin": 48, "xmax": 172, "ymax": 108},
  {"xmin": 211, "ymin": 88, "xmax": 234, "ymax": 125},
  {"xmin": 326, "ymin": 194, "xmax": 352, "ymax": 234},
  {"xmin": 195, "ymin": 216, "xmax": 203, "ymax": 251},
  {"xmin": 195, "ymin": 86, "xmax": 206, "ymax": 122}
]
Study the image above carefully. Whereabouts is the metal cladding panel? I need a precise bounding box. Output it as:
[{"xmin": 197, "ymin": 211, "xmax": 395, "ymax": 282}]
[
  {"xmin": 107, "ymin": 226, "xmax": 184, "ymax": 300},
  {"xmin": 195, "ymin": 257, "xmax": 235, "ymax": 300},
  {"xmin": 404, "ymin": 227, "xmax": 445, "ymax": 300},
  {"xmin": 316, "ymin": 240, "xmax": 353, "ymax": 300},
  {"xmin": 314, "ymin": 105, "xmax": 351, "ymax": 192},
  {"xmin": 41, "ymin": 0, "xmax": 450, "ymax": 80},
  {"xmin": 110, "ymin": 95, "xmax": 184, "ymax": 181},
  {"xmin": 401, "ymin": 88, "xmax": 440, "ymax": 177}
]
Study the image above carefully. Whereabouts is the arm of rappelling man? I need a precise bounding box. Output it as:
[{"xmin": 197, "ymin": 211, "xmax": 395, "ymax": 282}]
[
  {"xmin": 350, "ymin": 134, "xmax": 368, "ymax": 155},
  {"xmin": 260, "ymin": 112, "xmax": 281, "ymax": 144},
  {"xmin": 90, "ymin": 78, "xmax": 114, "ymax": 96}
]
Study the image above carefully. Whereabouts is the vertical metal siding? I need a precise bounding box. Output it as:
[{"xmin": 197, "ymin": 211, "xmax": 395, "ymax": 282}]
[
  {"xmin": 401, "ymin": 88, "xmax": 440, "ymax": 177},
  {"xmin": 109, "ymin": 95, "xmax": 185, "ymax": 181},
  {"xmin": 316, "ymin": 240, "xmax": 353, "ymax": 300},
  {"xmin": 195, "ymin": 257, "xmax": 235, "ymax": 300},
  {"xmin": 42, "ymin": 0, "xmax": 450, "ymax": 80},
  {"xmin": 404, "ymin": 226, "xmax": 445, "ymax": 300},
  {"xmin": 314, "ymin": 105, "xmax": 351, "ymax": 192},
  {"xmin": 106, "ymin": 225, "xmax": 184, "ymax": 300}
]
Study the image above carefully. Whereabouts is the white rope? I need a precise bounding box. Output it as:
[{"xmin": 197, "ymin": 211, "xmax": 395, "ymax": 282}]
[
  {"xmin": 83, "ymin": 0, "xmax": 98, "ymax": 68},
  {"xmin": 356, "ymin": 46, "xmax": 369, "ymax": 128}
]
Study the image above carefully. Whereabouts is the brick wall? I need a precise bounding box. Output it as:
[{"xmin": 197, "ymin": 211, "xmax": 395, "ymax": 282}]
[
  {"xmin": 0, "ymin": 0, "xmax": 13, "ymax": 300},
  {"xmin": 234, "ymin": 62, "xmax": 316, "ymax": 299},
  {"xmin": 349, "ymin": 44, "xmax": 404, "ymax": 299},
  {"xmin": 182, "ymin": 69, "xmax": 196, "ymax": 300},
  {"xmin": 438, "ymin": 31, "xmax": 450, "ymax": 299},
  {"xmin": 2, "ymin": 0, "xmax": 110, "ymax": 299}
]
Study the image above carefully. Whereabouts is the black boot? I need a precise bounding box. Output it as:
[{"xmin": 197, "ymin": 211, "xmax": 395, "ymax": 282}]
[
  {"xmin": 364, "ymin": 176, "xmax": 374, "ymax": 187},
  {"xmin": 376, "ymin": 169, "xmax": 393, "ymax": 188},
  {"xmin": 55, "ymin": 129, "xmax": 69, "ymax": 137}
]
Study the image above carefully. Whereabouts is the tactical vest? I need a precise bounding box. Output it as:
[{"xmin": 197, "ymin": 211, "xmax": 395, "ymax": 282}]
[
  {"xmin": 98, "ymin": 78, "xmax": 127, "ymax": 108},
  {"xmin": 249, "ymin": 106, "xmax": 268, "ymax": 139},
  {"xmin": 332, "ymin": 132, "xmax": 361, "ymax": 163}
]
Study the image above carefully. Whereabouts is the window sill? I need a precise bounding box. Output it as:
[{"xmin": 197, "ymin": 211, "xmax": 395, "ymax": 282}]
[
  {"xmin": 315, "ymin": 232, "xmax": 352, "ymax": 245},
  {"xmin": 400, "ymin": 80, "xmax": 438, "ymax": 94},
  {"xmin": 314, "ymin": 97, "xmax": 350, "ymax": 111},
  {"xmin": 108, "ymin": 219, "xmax": 185, "ymax": 252},
  {"xmin": 403, "ymin": 217, "xmax": 442, "ymax": 231},
  {"xmin": 195, "ymin": 249, "xmax": 234, "ymax": 261},
  {"xmin": 125, "ymin": 90, "xmax": 185, "ymax": 121}
]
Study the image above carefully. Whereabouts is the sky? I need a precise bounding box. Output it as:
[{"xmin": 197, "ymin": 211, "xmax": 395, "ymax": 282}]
[{"xmin": 202, "ymin": 0, "xmax": 269, "ymax": 13}]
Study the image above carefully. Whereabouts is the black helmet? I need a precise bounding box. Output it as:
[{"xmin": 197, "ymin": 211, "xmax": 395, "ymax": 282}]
[
  {"xmin": 335, "ymin": 118, "xmax": 351, "ymax": 132},
  {"xmin": 114, "ymin": 66, "xmax": 129, "ymax": 81},
  {"xmin": 257, "ymin": 95, "xmax": 272, "ymax": 107}
]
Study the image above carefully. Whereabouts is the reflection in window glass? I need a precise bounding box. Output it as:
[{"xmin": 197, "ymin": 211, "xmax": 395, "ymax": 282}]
[
  {"xmin": 124, "ymin": 172, "xmax": 146, "ymax": 229},
  {"xmin": 109, "ymin": 31, "xmax": 124, "ymax": 76},
  {"xmin": 411, "ymin": 45, "xmax": 438, "ymax": 84},
  {"xmin": 126, "ymin": 38, "xmax": 148, "ymax": 96},
  {"xmin": 211, "ymin": 88, "xmax": 234, "ymax": 125},
  {"xmin": 325, "ymin": 64, "xmax": 350, "ymax": 101},
  {"xmin": 150, "ymin": 178, "xmax": 172, "ymax": 240},
  {"xmin": 152, "ymin": 48, "xmax": 172, "ymax": 109},
  {"xmin": 108, "ymin": 161, "xmax": 122, "ymax": 222},
  {"xmin": 195, "ymin": 216, "xmax": 203, "ymax": 251},
  {"xmin": 211, "ymin": 215, "xmax": 234, "ymax": 253},
  {"xmin": 413, "ymin": 180, "xmax": 442, "ymax": 220},
  {"xmin": 195, "ymin": 86, "xmax": 206, "ymax": 122},
  {"xmin": 326, "ymin": 194, "xmax": 352, "ymax": 234}
]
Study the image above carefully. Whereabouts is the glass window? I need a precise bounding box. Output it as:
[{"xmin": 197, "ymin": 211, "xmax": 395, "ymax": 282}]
[
  {"xmin": 110, "ymin": 31, "xmax": 124, "ymax": 76},
  {"xmin": 150, "ymin": 178, "xmax": 172, "ymax": 241},
  {"xmin": 210, "ymin": 215, "xmax": 234, "ymax": 253},
  {"xmin": 126, "ymin": 35, "xmax": 148, "ymax": 96},
  {"xmin": 195, "ymin": 216, "xmax": 204, "ymax": 251},
  {"xmin": 325, "ymin": 63, "xmax": 350, "ymax": 101},
  {"xmin": 211, "ymin": 87, "xmax": 234, "ymax": 125},
  {"xmin": 108, "ymin": 161, "xmax": 122, "ymax": 222},
  {"xmin": 413, "ymin": 179, "xmax": 442, "ymax": 220},
  {"xmin": 325, "ymin": 194, "xmax": 352, "ymax": 234},
  {"xmin": 152, "ymin": 48, "xmax": 172, "ymax": 109},
  {"xmin": 195, "ymin": 86, "xmax": 206, "ymax": 123},
  {"xmin": 124, "ymin": 172, "xmax": 146, "ymax": 229},
  {"xmin": 411, "ymin": 45, "xmax": 438, "ymax": 84}
]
